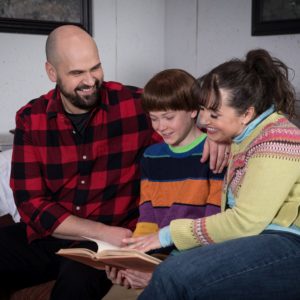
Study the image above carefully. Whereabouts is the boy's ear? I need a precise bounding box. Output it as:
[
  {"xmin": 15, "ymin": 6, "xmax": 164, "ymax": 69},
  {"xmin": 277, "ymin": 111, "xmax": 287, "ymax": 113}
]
[
  {"xmin": 191, "ymin": 110, "xmax": 198, "ymax": 119},
  {"xmin": 45, "ymin": 62, "xmax": 57, "ymax": 82}
]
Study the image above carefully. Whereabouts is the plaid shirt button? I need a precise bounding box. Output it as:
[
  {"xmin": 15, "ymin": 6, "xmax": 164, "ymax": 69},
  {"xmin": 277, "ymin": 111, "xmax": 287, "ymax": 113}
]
[
  {"xmin": 75, "ymin": 206, "xmax": 81, "ymax": 211},
  {"xmin": 82, "ymin": 155, "xmax": 87, "ymax": 160}
]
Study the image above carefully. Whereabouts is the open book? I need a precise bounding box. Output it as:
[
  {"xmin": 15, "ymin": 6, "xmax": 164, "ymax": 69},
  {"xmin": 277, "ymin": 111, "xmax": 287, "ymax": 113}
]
[{"xmin": 56, "ymin": 237, "xmax": 162, "ymax": 272}]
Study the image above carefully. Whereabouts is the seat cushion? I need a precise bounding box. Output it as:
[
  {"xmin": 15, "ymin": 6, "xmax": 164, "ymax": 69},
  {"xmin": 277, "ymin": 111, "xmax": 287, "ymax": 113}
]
[{"xmin": 10, "ymin": 280, "xmax": 55, "ymax": 300}]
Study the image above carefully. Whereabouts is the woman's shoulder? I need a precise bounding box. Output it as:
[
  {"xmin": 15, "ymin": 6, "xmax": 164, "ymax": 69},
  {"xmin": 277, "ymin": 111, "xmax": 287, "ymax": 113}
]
[
  {"xmin": 257, "ymin": 114, "xmax": 300, "ymax": 142},
  {"xmin": 249, "ymin": 114, "xmax": 300, "ymax": 160}
]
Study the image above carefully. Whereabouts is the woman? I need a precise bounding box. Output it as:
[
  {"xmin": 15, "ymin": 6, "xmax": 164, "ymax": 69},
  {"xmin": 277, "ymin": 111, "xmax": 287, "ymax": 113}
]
[{"xmin": 124, "ymin": 49, "xmax": 300, "ymax": 299}]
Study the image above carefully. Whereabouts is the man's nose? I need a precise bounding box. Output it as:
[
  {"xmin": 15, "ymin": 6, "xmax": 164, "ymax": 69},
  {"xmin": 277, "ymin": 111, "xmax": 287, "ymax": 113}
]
[{"xmin": 83, "ymin": 72, "xmax": 96, "ymax": 86}]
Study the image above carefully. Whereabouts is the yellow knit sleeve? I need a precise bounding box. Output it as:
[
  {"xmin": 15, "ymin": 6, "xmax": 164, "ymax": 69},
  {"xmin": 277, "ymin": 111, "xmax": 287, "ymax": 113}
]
[
  {"xmin": 171, "ymin": 156, "xmax": 300, "ymax": 250},
  {"xmin": 170, "ymin": 219, "xmax": 201, "ymax": 250}
]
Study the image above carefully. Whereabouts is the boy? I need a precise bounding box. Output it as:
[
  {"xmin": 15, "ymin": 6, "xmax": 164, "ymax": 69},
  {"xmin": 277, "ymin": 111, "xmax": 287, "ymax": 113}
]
[{"xmin": 106, "ymin": 69, "xmax": 225, "ymax": 289}]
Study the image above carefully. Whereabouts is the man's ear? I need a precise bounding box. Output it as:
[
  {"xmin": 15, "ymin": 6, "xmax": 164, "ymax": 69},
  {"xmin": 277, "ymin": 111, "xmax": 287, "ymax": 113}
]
[
  {"xmin": 243, "ymin": 106, "xmax": 256, "ymax": 124},
  {"xmin": 45, "ymin": 62, "xmax": 57, "ymax": 82}
]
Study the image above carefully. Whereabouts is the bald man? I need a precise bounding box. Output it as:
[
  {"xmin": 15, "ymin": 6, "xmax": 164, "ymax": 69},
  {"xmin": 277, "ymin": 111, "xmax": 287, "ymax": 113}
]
[
  {"xmin": 0, "ymin": 25, "xmax": 228, "ymax": 299},
  {"xmin": 1, "ymin": 25, "xmax": 155, "ymax": 299}
]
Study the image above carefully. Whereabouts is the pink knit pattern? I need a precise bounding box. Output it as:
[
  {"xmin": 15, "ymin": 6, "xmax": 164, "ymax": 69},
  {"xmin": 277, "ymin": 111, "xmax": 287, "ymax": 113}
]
[
  {"xmin": 194, "ymin": 218, "xmax": 215, "ymax": 245},
  {"xmin": 227, "ymin": 117, "xmax": 300, "ymax": 197}
]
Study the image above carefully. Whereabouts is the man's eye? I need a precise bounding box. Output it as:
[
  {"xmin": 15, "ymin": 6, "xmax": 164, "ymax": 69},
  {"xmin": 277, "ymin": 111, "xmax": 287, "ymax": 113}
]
[
  {"xmin": 71, "ymin": 71, "xmax": 82, "ymax": 76},
  {"xmin": 91, "ymin": 66, "xmax": 101, "ymax": 72},
  {"xmin": 211, "ymin": 114, "xmax": 218, "ymax": 119}
]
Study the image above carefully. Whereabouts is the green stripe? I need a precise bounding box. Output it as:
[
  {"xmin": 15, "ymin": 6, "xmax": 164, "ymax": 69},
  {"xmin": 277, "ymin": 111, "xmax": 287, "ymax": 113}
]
[{"xmin": 169, "ymin": 133, "xmax": 206, "ymax": 154}]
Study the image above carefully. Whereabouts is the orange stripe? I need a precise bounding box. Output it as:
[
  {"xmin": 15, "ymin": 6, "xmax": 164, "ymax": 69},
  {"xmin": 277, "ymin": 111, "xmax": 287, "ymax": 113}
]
[
  {"xmin": 141, "ymin": 179, "xmax": 222, "ymax": 207},
  {"xmin": 207, "ymin": 180, "xmax": 223, "ymax": 206}
]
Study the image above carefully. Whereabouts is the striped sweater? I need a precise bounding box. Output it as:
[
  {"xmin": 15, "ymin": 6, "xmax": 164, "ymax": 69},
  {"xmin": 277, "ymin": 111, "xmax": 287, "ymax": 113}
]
[{"xmin": 134, "ymin": 134, "xmax": 224, "ymax": 237}]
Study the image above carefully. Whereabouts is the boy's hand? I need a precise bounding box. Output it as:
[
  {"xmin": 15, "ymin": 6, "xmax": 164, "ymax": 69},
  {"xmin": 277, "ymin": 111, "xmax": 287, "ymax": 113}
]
[
  {"xmin": 122, "ymin": 233, "xmax": 161, "ymax": 253},
  {"xmin": 105, "ymin": 266, "xmax": 131, "ymax": 289},
  {"xmin": 105, "ymin": 266, "xmax": 152, "ymax": 289},
  {"xmin": 122, "ymin": 269, "xmax": 152, "ymax": 289}
]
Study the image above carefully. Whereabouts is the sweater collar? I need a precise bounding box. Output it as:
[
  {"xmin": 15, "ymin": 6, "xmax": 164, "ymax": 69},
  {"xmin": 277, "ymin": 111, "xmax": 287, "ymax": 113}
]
[{"xmin": 233, "ymin": 106, "xmax": 275, "ymax": 144}]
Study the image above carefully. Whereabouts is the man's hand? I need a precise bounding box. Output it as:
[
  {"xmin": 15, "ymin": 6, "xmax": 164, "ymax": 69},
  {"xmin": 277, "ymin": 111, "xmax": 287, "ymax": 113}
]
[
  {"xmin": 99, "ymin": 224, "xmax": 133, "ymax": 247},
  {"xmin": 53, "ymin": 215, "xmax": 132, "ymax": 247},
  {"xmin": 202, "ymin": 139, "xmax": 230, "ymax": 173}
]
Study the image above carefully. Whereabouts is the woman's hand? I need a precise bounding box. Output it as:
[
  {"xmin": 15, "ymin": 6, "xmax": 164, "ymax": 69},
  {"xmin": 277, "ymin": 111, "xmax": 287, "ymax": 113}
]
[
  {"xmin": 122, "ymin": 233, "xmax": 161, "ymax": 253},
  {"xmin": 202, "ymin": 139, "xmax": 230, "ymax": 173}
]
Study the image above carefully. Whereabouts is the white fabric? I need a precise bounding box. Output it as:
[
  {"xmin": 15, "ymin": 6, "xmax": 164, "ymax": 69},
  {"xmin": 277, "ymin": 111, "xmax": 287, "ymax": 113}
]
[{"xmin": 0, "ymin": 149, "xmax": 20, "ymax": 222}]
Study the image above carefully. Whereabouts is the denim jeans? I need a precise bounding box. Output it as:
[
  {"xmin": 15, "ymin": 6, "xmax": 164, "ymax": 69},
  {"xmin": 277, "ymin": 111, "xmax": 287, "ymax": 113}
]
[{"xmin": 139, "ymin": 231, "xmax": 300, "ymax": 300}]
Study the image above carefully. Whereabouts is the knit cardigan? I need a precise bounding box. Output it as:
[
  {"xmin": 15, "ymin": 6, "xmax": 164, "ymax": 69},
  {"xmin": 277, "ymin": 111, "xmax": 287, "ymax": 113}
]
[{"xmin": 170, "ymin": 112, "xmax": 300, "ymax": 250}]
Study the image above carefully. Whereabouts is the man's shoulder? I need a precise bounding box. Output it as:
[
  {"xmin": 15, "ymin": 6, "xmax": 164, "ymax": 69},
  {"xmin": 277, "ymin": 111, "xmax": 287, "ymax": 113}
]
[
  {"xmin": 16, "ymin": 89, "xmax": 56, "ymax": 117},
  {"xmin": 103, "ymin": 81, "xmax": 142, "ymax": 95}
]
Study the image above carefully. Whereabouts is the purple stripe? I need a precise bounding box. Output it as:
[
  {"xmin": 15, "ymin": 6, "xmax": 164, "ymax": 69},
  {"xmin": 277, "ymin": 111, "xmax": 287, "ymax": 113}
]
[{"xmin": 138, "ymin": 202, "xmax": 220, "ymax": 228}]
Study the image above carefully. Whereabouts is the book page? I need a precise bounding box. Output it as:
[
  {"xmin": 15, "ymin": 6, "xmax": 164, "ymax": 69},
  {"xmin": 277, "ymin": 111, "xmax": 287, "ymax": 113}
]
[
  {"xmin": 82, "ymin": 236, "xmax": 120, "ymax": 252},
  {"xmin": 57, "ymin": 237, "xmax": 162, "ymax": 272},
  {"xmin": 96, "ymin": 255, "xmax": 160, "ymax": 272},
  {"xmin": 82, "ymin": 236, "xmax": 161, "ymax": 263},
  {"xmin": 100, "ymin": 249, "xmax": 161, "ymax": 264}
]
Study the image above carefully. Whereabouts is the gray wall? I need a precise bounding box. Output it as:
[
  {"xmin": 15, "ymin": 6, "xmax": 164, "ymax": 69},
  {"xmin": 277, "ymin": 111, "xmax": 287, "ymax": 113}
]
[
  {"xmin": 0, "ymin": 0, "xmax": 300, "ymax": 133},
  {"xmin": 0, "ymin": 0, "xmax": 165, "ymax": 133},
  {"xmin": 165, "ymin": 0, "xmax": 300, "ymax": 92}
]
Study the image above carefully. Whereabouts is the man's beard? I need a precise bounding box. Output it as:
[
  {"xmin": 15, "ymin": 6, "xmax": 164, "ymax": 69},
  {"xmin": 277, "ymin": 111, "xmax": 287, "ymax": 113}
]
[{"xmin": 58, "ymin": 79, "xmax": 102, "ymax": 110}]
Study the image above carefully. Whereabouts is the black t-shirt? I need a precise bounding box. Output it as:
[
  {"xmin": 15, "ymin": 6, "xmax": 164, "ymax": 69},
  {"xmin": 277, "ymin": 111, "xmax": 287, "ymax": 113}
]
[{"xmin": 65, "ymin": 111, "xmax": 91, "ymax": 136}]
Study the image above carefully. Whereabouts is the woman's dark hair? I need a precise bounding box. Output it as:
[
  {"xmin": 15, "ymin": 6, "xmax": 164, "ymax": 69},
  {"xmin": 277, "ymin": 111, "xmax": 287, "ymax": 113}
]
[
  {"xmin": 142, "ymin": 69, "xmax": 199, "ymax": 112},
  {"xmin": 192, "ymin": 49, "xmax": 296, "ymax": 118}
]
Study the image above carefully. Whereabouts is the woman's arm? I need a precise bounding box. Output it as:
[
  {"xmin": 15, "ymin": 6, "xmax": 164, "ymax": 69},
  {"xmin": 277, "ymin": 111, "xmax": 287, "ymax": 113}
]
[{"xmin": 170, "ymin": 155, "xmax": 300, "ymax": 250}]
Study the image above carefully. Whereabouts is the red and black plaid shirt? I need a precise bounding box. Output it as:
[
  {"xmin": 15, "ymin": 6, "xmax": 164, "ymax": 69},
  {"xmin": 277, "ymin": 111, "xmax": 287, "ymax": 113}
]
[{"xmin": 10, "ymin": 81, "xmax": 160, "ymax": 241}]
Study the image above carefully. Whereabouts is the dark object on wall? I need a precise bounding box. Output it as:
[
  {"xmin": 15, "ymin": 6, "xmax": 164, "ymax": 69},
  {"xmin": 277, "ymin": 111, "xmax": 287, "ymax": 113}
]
[
  {"xmin": 292, "ymin": 100, "xmax": 300, "ymax": 128},
  {"xmin": 0, "ymin": 0, "xmax": 92, "ymax": 35},
  {"xmin": 252, "ymin": 0, "xmax": 300, "ymax": 36}
]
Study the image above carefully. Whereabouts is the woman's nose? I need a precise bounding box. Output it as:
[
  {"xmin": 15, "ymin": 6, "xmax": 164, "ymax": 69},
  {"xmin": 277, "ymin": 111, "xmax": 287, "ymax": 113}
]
[{"xmin": 198, "ymin": 110, "xmax": 209, "ymax": 125}]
